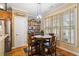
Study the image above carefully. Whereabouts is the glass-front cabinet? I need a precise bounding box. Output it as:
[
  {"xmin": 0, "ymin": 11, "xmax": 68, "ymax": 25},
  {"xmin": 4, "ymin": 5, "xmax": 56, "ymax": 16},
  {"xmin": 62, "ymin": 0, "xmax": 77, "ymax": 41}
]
[{"xmin": 0, "ymin": 10, "xmax": 12, "ymax": 56}]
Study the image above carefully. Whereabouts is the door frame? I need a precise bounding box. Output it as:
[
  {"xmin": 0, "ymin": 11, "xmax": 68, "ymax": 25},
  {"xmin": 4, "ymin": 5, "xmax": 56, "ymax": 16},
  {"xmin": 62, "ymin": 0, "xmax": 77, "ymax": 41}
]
[
  {"xmin": 4, "ymin": 17, "xmax": 12, "ymax": 55},
  {"xmin": 13, "ymin": 15, "xmax": 27, "ymax": 49}
]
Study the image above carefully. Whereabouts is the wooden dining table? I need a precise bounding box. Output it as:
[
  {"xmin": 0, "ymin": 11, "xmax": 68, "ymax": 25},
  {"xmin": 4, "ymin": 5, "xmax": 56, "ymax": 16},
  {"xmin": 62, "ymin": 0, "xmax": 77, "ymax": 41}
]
[
  {"xmin": 33, "ymin": 35, "xmax": 52, "ymax": 39},
  {"xmin": 32, "ymin": 35, "xmax": 52, "ymax": 55}
]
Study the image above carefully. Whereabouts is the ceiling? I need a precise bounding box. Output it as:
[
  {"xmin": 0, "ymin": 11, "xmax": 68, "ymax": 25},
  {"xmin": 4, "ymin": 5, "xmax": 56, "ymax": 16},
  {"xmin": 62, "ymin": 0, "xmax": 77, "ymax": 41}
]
[{"xmin": 7, "ymin": 3, "xmax": 63, "ymax": 19}]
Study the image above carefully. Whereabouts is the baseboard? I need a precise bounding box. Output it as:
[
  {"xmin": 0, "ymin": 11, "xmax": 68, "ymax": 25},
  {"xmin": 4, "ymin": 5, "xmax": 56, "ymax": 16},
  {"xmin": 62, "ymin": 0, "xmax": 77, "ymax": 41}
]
[
  {"xmin": 12, "ymin": 47, "xmax": 16, "ymax": 49},
  {"xmin": 57, "ymin": 46, "xmax": 79, "ymax": 56},
  {"xmin": 12, "ymin": 44, "xmax": 27, "ymax": 49}
]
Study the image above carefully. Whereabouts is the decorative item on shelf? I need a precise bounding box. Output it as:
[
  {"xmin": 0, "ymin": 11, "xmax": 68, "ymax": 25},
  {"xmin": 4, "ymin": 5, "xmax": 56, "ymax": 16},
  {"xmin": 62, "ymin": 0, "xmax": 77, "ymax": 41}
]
[
  {"xmin": 28, "ymin": 18, "xmax": 41, "ymax": 35},
  {"xmin": 40, "ymin": 30, "xmax": 44, "ymax": 35}
]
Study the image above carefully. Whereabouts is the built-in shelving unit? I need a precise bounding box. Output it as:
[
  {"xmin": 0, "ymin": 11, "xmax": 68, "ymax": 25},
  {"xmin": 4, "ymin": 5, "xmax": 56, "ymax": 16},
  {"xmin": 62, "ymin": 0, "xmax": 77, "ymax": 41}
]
[{"xmin": 28, "ymin": 19, "xmax": 41, "ymax": 35}]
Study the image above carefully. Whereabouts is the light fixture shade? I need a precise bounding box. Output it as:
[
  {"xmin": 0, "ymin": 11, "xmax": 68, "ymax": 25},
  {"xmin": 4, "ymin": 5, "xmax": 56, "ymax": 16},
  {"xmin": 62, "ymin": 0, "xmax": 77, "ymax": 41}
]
[
  {"xmin": 36, "ymin": 15, "xmax": 42, "ymax": 19},
  {"xmin": 0, "ymin": 3, "xmax": 6, "ymax": 10},
  {"xmin": 36, "ymin": 16, "xmax": 39, "ymax": 19}
]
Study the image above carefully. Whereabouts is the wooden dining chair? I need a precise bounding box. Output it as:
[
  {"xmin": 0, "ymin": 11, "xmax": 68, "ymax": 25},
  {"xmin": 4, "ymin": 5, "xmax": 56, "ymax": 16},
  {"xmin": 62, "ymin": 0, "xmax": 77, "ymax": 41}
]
[
  {"xmin": 51, "ymin": 36, "xmax": 56, "ymax": 56},
  {"xmin": 28, "ymin": 34, "xmax": 40, "ymax": 56},
  {"xmin": 49, "ymin": 33, "xmax": 56, "ymax": 55},
  {"xmin": 43, "ymin": 33, "xmax": 56, "ymax": 56}
]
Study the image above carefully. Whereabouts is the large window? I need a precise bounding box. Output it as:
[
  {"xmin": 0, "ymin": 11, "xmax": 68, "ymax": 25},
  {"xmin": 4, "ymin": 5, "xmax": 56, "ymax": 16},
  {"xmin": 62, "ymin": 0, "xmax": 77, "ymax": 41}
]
[
  {"xmin": 52, "ymin": 16, "xmax": 57, "ymax": 36},
  {"xmin": 70, "ymin": 7, "xmax": 77, "ymax": 45},
  {"xmin": 56, "ymin": 15, "xmax": 61, "ymax": 40},
  {"xmin": 43, "ymin": 5, "xmax": 77, "ymax": 46},
  {"xmin": 44, "ymin": 18, "xmax": 49, "ymax": 34},
  {"xmin": 63, "ymin": 11, "xmax": 71, "ymax": 43},
  {"xmin": 52, "ymin": 15, "xmax": 61, "ymax": 40},
  {"xmin": 63, "ymin": 7, "xmax": 77, "ymax": 45},
  {"xmin": 44, "ymin": 17, "xmax": 53, "ymax": 34}
]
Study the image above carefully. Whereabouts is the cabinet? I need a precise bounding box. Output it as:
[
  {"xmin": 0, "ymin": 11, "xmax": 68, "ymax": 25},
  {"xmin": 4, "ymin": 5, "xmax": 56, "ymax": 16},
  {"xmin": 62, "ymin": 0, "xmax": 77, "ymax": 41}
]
[{"xmin": 0, "ymin": 10, "xmax": 12, "ymax": 56}]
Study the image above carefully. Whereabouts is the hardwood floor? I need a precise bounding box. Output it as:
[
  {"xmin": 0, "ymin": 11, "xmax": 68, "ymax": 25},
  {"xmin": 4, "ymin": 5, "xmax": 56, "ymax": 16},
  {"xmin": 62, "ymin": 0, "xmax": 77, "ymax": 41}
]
[
  {"xmin": 7, "ymin": 45, "xmax": 76, "ymax": 56},
  {"xmin": 56, "ymin": 47, "xmax": 76, "ymax": 56},
  {"xmin": 8, "ymin": 46, "xmax": 28, "ymax": 56}
]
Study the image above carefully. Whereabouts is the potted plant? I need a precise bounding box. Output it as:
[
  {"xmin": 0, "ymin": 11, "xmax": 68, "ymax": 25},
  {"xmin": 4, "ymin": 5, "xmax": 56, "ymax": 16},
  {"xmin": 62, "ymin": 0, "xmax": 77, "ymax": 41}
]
[{"xmin": 40, "ymin": 30, "xmax": 44, "ymax": 35}]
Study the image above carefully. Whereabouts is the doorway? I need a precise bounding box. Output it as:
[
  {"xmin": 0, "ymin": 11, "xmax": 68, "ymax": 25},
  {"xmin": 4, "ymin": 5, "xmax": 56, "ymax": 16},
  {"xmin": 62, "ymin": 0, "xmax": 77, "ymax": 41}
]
[{"xmin": 14, "ymin": 16, "xmax": 27, "ymax": 48}]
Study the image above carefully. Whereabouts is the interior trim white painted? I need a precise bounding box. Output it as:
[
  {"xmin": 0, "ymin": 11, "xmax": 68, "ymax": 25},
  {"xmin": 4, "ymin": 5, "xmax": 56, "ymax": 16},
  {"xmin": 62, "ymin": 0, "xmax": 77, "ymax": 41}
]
[{"xmin": 57, "ymin": 46, "xmax": 79, "ymax": 56}]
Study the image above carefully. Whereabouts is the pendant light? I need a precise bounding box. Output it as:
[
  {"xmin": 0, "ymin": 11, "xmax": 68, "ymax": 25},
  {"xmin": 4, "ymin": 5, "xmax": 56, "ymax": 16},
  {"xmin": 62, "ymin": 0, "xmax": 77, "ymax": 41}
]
[{"xmin": 36, "ymin": 3, "xmax": 42, "ymax": 19}]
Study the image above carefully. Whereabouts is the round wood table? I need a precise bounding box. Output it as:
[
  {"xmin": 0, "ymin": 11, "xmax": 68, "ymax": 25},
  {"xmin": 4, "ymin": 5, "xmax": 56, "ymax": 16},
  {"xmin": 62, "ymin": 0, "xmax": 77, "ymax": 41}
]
[{"xmin": 32, "ymin": 35, "xmax": 52, "ymax": 55}]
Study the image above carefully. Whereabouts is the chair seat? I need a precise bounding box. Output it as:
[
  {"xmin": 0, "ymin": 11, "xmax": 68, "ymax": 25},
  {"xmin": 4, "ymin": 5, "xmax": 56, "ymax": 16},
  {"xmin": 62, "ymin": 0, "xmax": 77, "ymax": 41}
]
[
  {"xmin": 44, "ymin": 46, "xmax": 52, "ymax": 48},
  {"xmin": 43, "ymin": 42, "xmax": 52, "ymax": 48},
  {"xmin": 45, "ymin": 39, "xmax": 50, "ymax": 41},
  {"xmin": 31, "ymin": 42, "xmax": 40, "ymax": 46}
]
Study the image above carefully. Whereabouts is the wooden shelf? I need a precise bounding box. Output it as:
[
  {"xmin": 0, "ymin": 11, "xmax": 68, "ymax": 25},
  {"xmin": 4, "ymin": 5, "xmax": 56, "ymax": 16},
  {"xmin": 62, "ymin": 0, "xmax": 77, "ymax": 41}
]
[{"xmin": 28, "ymin": 19, "xmax": 41, "ymax": 34}]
